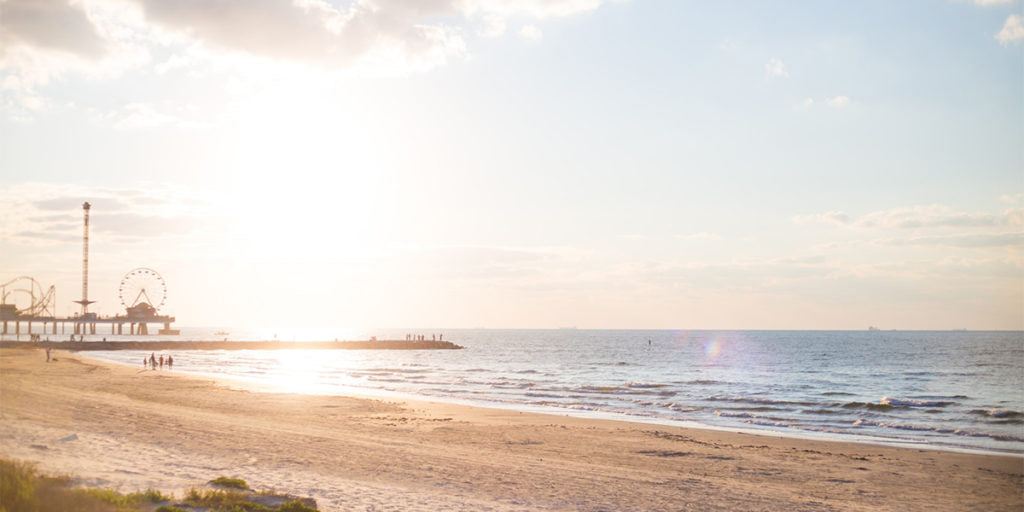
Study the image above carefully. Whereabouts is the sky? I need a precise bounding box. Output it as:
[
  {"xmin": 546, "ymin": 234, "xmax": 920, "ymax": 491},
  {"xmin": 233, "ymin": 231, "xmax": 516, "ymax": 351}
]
[{"xmin": 1, "ymin": 0, "xmax": 1022, "ymax": 330}]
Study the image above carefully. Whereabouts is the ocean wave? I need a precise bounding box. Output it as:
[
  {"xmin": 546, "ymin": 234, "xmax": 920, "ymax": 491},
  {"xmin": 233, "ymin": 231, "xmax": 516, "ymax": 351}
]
[
  {"xmin": 842, "ymin": 401, "xmax": 894, "ymax": 412},
  {"xmin": 714, "ymin": 406, "xmax": 786, "ymax": 413},
  {"xmin": 365, "ymin": 367, "xmax": 430, "ymax": 374},
  {"xmin": 578, "ymin": 385, "xmax": 625, "ymax": 393},
  {"xmin": 626, "ymin": 382, "xmax": 669, "ymax": 389},
  {"xmin": 576, "ymin": 384, "xmax": 670, "ymax": 396},
  {"xmin": 880, "ymin": 397, "xmax": 954, "ymax": 408},
  {"xmin": 802, "ymin": 408, "xmax": 843, "ymax": 415},
  {"xmin": 746, "ymin": 419, "xmax": 795, "ymax": 429},
  {"xmin": 992, "ymin": 419, "xmax": 1024, "ymax": 425},
  {"xmin": 705, "ymin": 396, "xmax": 816, "ymax": 407},
  {"xmin": 853, "ymin": 419, "xmax": 1024, "ymax": 443},
  {"xmin": 969, "ymin": 409, "xmax": 1023, "ymax": 419},
  {"xmin": 524, "ymin": 392, "xmax": 566, "ymax": 399},
  {"xmin": 714, "ymin": 410, "xmax": 796, "ymax": 422},
  {"xmin": 487, "ymin": 380, "xmax": 535, "ymax": 389},
  {"xmin": 665, "ymin": 403, "xmax": 701, "ymax": 413}
]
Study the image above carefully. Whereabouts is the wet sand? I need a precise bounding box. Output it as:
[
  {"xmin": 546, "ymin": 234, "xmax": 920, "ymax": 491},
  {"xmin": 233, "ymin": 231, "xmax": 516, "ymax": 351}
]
[{"xmin": 1, "ymin": 347, "xmax": 1021, "ymax": 511}]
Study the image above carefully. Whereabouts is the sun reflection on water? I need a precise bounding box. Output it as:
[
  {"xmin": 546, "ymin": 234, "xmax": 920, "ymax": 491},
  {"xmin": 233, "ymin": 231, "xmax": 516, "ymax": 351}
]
[{"xmin": 269, "ymin": 350, "xmax": 331, "ymax": 394}]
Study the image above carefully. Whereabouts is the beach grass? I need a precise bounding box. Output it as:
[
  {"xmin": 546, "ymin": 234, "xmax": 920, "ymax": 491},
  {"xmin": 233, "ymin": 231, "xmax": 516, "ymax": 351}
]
[
  {"xmin": 0, "ymin": 458, "xmax": 159, "ymax": 512},
  {"xmin": 207, "ymin": 477, "xmax": 251, "ymax": 490},
  {"xmin": 0, "ymin": 458, "xmax": 316, "ymax": 512}
]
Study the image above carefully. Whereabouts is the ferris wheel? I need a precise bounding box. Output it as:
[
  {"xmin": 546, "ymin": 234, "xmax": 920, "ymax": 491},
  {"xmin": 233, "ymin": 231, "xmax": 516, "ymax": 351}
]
[{"xmin": 119, "ymin": 268, "xmax": 167, "ymax": 312}]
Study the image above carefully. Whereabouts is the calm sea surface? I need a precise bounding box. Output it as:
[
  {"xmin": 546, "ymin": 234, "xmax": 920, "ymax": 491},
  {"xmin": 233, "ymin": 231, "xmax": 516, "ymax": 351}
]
[{"xmin": 69, "ymin": 328, "xmax": 1023, "ymax": 455}]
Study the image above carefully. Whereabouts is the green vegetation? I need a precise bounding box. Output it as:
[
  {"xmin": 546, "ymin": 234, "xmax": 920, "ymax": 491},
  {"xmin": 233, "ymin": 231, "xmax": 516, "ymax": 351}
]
[
  {"xmin": 275, "ymin": 501, "xmax": 316, "ymax": 512},
  {"xmin": 181, "ymin": 488, "xmax": 313, "ymax": 511},
  {"xmin": 184, "ymin": 488, "xmax": 261, "ymax": 510},
  {"xmin": 0, "ymin": 458, "xmax": 317, "ymax": 512},
  {"xmin": 207, "ymin": 477, "xmax": 251, "ymax": 490}
]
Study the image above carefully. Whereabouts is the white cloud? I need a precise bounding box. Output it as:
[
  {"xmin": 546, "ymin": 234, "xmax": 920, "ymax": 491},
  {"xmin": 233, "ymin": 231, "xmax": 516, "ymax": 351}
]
[
  {"xmin": 519, "ymin": 24, "xmax": 544, "ymax": 40},
  {"xmin": 796, "ymin": 204, "xmax": 1023, "ymax": 231},
  {"xmin": 464, "ymin": 0, "xmax": 611, "ymax": 19},
  {"xmin": 873, "ymin": 232, "xmax": 1024, "ymax": 248},
  {"xmin": 0, "ymin": 0, "xmax": 107, "ymax": 59},
  {"xmin": 718, "ymin": 39, "xmax": 740, "ymax": 51},
  {"xmin": 476, "ymin": 14, "xmax": 507, "ymax": 37},
  {"xmin": 793, "ymin": 211, "xmax": 851, "ymax": 226},
  {"xmin": 0, "ymin": 183, "xmax": 217, "ymax": 246},
  {"xmin": 973, "ymin": 0, "xmax": 1012, "ymax": 5},
  {"xmin": 996, "ymin": 14, "xmax": 1024, "ymax": 45},
  {"xmin": 826, "ymin": 95, "xmax": 851, "ymax": 108},
  {"xmin": 128, "ymin": 0, "xmax": 613, "ymax": 68},
  {"xmin": 1000, "ymin": 193, "xmax": 1024, "ymax": 205},
  {"xmin": 802, "ymin": 97, "xmax": 815, "ymax": 108},
  {"xmin": 675, "ymin": 232, "xmax": 723, "ymax": 241},
  {"xmin": 109, "ymin": 102, "xmax": 205, "ymax": 131},
  {"xmin": 0, "ymin": 0, "xmax": 619, "ymax": 119},
  {"xmin": 0, "ymin": 0, "xmax": 153, "ymax": 119},
  {"xmin": 765, "ymin": 58, "xmax": 788, "ymax": 78}
]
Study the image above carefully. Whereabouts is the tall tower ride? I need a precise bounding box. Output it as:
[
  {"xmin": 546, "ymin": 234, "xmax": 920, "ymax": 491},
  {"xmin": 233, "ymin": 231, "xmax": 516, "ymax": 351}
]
[{"xmin": 73, "ymin": 202, "xmax": 95, "ymax": 316}]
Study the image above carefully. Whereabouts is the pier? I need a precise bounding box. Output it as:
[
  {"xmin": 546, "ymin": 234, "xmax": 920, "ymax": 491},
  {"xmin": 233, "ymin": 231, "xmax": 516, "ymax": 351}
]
[
  {"xmin": 2, "ymin": 203, "xmax": 181, "ymax": 342},
  {"xmin": 0, "ymin": 305, "xmax": 177, "ymax": 339}
]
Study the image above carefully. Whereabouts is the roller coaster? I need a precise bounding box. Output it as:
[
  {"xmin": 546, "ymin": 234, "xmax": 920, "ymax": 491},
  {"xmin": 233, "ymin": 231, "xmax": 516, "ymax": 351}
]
[{"xmin": 0, "ymin": 276, "xmax": 56, "ymax": 318}]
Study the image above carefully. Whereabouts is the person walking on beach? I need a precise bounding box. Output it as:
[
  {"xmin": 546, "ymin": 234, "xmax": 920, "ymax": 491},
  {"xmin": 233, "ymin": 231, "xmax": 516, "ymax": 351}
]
[
  {"xmin": 45, "ymin": 348, "xmax": 51, "ymax": 362},
  {"xmin": 167, "ymin": 355, "xmax": 173, "ymax": 370},
  {"xmin": 143, "ymin": 357, "xmax": 147, "ymax": 369},
  {"xmin": 159, "ymin": 355, "xmax": 164, "ymax": 369},
  {"xmin": 150, "ymin": 353, "xmax": 156, "ymax": 369}
]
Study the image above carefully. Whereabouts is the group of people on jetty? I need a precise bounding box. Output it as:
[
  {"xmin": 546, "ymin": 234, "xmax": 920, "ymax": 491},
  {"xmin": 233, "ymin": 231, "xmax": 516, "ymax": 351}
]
[
  {"xmin": 143, "ymin": 352, "xmax": 173, "ymax": 370},
  {"xmin": 405, "ymin": 333, "xmax": 444, "ymax": 342}
]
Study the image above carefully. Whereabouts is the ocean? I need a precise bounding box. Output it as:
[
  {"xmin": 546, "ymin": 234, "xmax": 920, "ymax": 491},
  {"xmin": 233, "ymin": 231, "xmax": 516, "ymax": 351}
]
[{"xmin": 67, "ymin": 328, "xmax": 1023, "ymax": 455}]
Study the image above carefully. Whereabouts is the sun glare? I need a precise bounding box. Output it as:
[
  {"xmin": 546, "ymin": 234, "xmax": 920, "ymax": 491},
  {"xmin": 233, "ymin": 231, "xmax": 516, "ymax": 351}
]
[
  {"xmin": 271, "ymin": 350, "xmax": 331, "ymax": 395},
  {"xmin": 221, "ymin": 81, "xmax": 388, "ymax": 260}
]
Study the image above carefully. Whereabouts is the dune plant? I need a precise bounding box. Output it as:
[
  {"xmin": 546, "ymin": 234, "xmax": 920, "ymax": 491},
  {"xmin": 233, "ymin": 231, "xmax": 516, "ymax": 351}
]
[
  {"xmin": 276, "ymin": 501, "xmax": 317, "ymax": 512},
  {"xmin": 208, "ymin": 477, "xmax": 251, "ymax": 490},
  {"xmin": 0, "ymin": 458, "xmax": 315, "ymax": 512},
  {"xmin": 0, "ymin": 459, "xmax": 39, "ymax": 512}
]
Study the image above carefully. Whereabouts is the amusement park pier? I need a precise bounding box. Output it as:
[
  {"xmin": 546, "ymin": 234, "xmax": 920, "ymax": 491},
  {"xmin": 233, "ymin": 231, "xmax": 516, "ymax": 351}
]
[
  {"xmin": 0, "ymin": 304, "xmax": 177, "ymax": 339},
  {"xmin": 1, "ymin": 202, "xmax": 179, "ymax": 340}
]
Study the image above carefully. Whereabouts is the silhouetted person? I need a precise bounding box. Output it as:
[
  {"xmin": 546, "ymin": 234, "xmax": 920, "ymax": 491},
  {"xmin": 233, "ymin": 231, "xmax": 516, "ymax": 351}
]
[
  {"xmin": 167, "ymin": 355, "xmax": 173, "ymax": 369},
  {"xmin": 45, "ymin": 348, "xmax": 51, "ymax": 362},
  {"xmin": 159, "ymin": 355, "xmax": 164, "ymax": 369},
  {"xmin": 150, "ymin": 353, "xmax": 156, "ymax": 369}
]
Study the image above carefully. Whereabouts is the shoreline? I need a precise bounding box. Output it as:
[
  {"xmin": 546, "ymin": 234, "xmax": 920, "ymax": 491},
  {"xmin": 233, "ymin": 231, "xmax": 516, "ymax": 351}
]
[
  {"xmin": 82, "ymin": 349, "xmax": 1024, "ymax": 458},
  {"xmin": 2, "ymin": 347, "xmax": 1022, "ymax": 510}
]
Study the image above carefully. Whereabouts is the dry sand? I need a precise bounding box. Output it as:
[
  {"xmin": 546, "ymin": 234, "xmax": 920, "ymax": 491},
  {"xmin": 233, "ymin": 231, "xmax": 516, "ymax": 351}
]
[{"xmin": 1, "ymin": 347, "xmax": 1021, "ymax": 511}]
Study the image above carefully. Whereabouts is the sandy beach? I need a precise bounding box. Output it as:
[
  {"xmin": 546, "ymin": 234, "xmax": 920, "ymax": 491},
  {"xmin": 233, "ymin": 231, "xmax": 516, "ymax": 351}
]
[{"xmin": 1, "ymin": 347, "xmax": 1020, "ymax": 511}]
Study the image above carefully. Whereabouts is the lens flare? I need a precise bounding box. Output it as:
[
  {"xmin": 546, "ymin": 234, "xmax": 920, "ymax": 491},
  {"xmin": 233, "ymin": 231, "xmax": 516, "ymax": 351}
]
[{"xmin": 704, "ymin": 336, "xmax": 722, "ymax": 359}]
